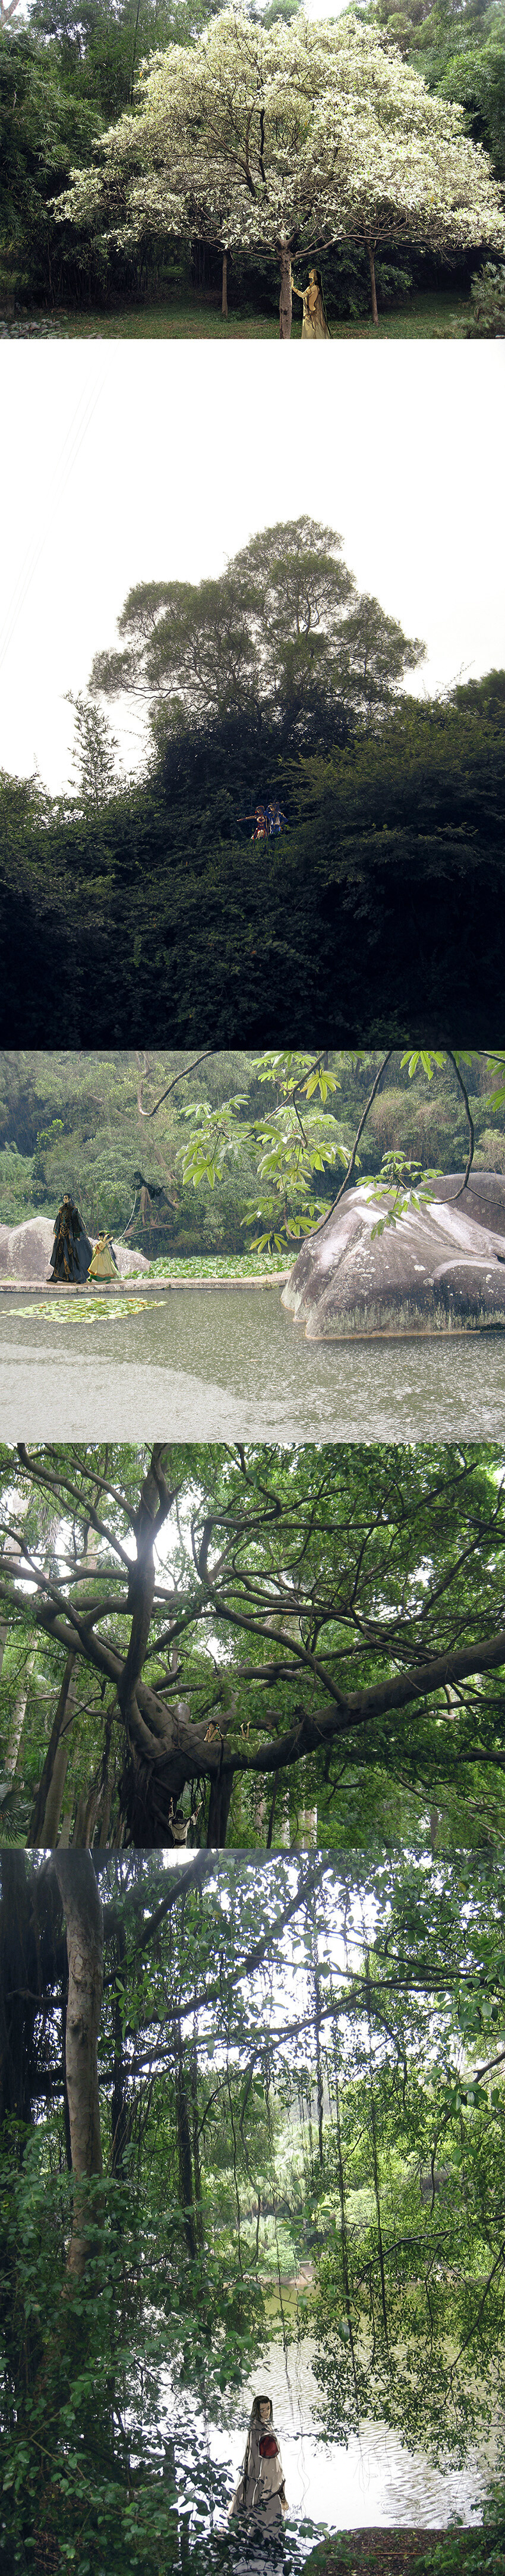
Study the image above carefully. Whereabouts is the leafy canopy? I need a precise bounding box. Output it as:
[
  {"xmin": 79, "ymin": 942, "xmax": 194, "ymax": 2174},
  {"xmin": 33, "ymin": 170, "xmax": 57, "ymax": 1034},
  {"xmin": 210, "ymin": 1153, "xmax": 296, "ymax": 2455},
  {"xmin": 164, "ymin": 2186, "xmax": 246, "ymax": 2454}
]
[
  {"xmin": 56, "ymin": 5, "xmax": 505, "ymax": 279},
  {"xmin": 87, "ymin": 516, "xmax": 425, "ymax": 757}
]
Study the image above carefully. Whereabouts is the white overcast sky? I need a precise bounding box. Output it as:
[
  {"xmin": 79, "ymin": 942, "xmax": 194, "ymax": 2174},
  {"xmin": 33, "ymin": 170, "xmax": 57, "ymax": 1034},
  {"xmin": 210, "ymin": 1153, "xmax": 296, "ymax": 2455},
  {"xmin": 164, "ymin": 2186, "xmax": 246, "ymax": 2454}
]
[{"xmin": 1, "ymin": 340, "xmax": 504, "ymax": 795}]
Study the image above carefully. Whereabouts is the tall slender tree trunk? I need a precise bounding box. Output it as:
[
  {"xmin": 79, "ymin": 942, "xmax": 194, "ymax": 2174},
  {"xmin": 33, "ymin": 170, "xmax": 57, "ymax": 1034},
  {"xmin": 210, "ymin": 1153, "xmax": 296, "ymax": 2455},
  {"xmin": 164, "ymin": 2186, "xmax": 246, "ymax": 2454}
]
[
  {"xmin": 222, "ymin": 250, "xmax": 228, "ymax": 317},
  {"xmin": 53, "ymin": 1852, "xmax": 103, "ymax": 2278},
  {"xmin": 5, "ymin": 1649, "xmax": 36, "ymax": 1776},
  {"xmin": 29, "ymin": 1652, "xmax": 77, "ymax": 1847},
  {"xmin": 0, "ymin": 1852, "xmax": 37, "ymax": 2125},
  {"xmin": 111, "ymin": 1916, "xmax": 129, "ymax": 2174},
  {"xmin": 367, "ymin": 240, "xmax": 378, "ymax": 325},
  {"xmin": 175, "ymin": 2027, "xmax": 198, "ymax": 2260},
  {"xmin": 207, "ymin": 1765, "xmax": 233, "ymax": 1847},
  {"xmin": 279, "ymin": 245, "xmax": 292, "ymax": 339}
]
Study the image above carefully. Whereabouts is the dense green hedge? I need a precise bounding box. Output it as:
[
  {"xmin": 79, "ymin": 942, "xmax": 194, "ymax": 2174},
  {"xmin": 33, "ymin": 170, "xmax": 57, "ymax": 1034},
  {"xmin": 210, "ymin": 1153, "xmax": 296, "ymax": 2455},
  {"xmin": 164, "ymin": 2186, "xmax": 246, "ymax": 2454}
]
[{"xmin": 1, "ymin": 693, "xmax": 503, "ymax": 1046}]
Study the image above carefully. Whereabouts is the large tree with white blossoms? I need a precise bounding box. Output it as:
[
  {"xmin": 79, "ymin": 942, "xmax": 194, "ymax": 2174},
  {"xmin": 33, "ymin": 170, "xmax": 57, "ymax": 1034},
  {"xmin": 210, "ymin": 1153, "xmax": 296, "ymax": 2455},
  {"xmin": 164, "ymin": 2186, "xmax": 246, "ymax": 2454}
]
[{"xmin": 57, "ymin": 5, "xmax": 505, "ymax": 332}]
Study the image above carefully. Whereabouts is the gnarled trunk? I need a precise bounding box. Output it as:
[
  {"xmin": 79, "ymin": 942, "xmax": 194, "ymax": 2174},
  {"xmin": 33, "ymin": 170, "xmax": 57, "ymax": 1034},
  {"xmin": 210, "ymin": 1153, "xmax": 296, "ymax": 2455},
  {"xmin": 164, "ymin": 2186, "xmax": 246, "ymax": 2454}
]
[{"xmin": 279, "ymin": 244, "xmax": 292, "ymax": 339}]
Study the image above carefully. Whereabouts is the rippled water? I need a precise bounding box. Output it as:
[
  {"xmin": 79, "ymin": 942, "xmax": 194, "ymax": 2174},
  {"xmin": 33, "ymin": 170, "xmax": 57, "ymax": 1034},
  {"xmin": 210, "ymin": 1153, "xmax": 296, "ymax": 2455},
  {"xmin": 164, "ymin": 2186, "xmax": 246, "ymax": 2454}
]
[
  {"xmin": 156, "ymin": 2333, "xmax": 485, "ymax": 2568},
  {"xmin": 2, "ymin": 1289, "xmax": 505, "ymax": 1438}
]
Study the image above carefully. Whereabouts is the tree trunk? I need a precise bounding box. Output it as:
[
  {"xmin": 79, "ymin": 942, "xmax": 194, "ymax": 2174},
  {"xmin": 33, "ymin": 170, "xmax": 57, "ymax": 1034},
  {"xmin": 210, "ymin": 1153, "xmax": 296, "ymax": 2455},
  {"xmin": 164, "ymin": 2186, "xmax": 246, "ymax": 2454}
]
[
  {"xmin": 5, "ymin": 1649, "xmax": 35, "ymax": 1776},
  {"xmin": 222, "ymin": 250, "xmax": 228, "ymax": 318},
  {"xmin": 279, "ymin": 244, "xmax": 292, "ymax": 339},
  {"xmin": 175, "ymin": 2028, "xmax": 198, "ymax": 2259},
  {"xmin": 367, "ymin": 240, "xmax": 378, "ymax": 325},
  {"xmin": 207, "ymin": 1764, "xmax": 233, "ymax": 1847},
  {"xmin": 0, "ymin": 1853, "xmax": 36, "ymax": 2125},
  {"xmin": 29, "ymin": 1651, "xmax": 77, "ymax": 1847},
  {"xmin": 299, "ymin": 1806, "xmax": 318, "ymax": 1848},
  {"xmin": 53, "ymin": 1852, "xmax": 103, "ymax": 2277},
  {"xmin": 111, "ymin": 1915, "xmax": 129, "ymax": 2175}
]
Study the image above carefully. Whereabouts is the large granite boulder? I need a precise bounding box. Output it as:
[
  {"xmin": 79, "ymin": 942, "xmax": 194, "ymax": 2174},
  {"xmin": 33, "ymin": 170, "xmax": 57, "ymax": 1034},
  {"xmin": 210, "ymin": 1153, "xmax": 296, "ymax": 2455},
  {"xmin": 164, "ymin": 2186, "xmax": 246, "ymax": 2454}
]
[
  {"xmin": 282, "ymin": 1176, "xmax": 505, "ymax": 1338},
  {"xmin": 0, "ymin": 1217, "xmax": 149, "ymax": 1283},
  {"xmin": 432, "ymin": 1171, "xmax": 505, "ymax": 1235}
]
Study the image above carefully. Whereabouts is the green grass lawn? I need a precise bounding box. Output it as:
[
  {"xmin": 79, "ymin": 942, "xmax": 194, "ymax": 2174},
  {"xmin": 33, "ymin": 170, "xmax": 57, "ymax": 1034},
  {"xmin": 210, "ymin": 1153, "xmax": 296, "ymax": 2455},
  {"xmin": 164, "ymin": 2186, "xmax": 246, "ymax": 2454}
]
[{"xmin": 53, "ymin": 286, "xmax": 471, "ymax": 339}]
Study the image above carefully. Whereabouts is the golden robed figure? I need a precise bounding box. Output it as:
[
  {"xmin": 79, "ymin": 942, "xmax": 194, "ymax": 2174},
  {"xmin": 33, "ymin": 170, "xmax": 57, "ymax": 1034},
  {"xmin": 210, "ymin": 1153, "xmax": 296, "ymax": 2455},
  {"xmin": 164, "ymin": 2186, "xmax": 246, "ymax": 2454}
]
[{"xmin": 291, "ymin": 266, "xmax": 331, "ymax": 338}]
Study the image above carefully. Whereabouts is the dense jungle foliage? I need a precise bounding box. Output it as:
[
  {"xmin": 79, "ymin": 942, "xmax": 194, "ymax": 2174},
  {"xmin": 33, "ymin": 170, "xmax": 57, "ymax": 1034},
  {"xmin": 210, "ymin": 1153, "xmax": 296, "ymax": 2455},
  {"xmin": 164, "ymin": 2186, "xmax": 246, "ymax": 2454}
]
[
  {"xmin": 1, "ymin": 680, "xmax": 504, "ymax": 1045},
  {"xmin": 2, "ymin": 1852, "xmax": 505, "ymax": 2573}
]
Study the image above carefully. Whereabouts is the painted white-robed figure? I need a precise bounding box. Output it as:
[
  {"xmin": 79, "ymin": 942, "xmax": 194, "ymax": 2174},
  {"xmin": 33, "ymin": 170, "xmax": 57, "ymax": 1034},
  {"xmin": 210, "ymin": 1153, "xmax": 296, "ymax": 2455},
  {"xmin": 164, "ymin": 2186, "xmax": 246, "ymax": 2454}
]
[{"xmin": 229, "ymin": 2395, "xmax": 288, "ymax": 2526}]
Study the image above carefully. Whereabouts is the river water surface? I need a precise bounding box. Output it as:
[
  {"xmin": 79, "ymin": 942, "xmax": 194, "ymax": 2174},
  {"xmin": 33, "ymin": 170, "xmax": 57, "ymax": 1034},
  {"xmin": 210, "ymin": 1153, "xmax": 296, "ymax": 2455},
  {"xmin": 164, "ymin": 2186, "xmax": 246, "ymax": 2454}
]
[
  {"xmin": 153, "ymin": 2332, "xmax": 487, "ymax": 2574},
  {"xmin": 2, "ymin": 1289, "xmax": 505, "ymax": 1438}
]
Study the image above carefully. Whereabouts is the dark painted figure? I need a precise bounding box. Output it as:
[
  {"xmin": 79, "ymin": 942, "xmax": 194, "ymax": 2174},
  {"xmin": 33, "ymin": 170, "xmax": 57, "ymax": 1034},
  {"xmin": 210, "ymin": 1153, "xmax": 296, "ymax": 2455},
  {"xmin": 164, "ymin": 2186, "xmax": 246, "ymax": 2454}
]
[{"xmin": 49, "ymin": 1196, "xmax": 93, "ymax": 1282}]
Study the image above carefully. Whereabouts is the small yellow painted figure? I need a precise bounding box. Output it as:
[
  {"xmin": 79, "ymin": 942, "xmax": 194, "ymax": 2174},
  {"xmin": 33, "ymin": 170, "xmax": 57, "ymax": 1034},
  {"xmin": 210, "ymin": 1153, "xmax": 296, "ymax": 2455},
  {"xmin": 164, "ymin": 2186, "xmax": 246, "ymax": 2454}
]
[
  {"xmin": 292, "ymin": 266, "xmax": 331, "ymax": 339},
  {"xmin": 87, "ymin": 1233, "xmax": 118, "ymax": 1281}
]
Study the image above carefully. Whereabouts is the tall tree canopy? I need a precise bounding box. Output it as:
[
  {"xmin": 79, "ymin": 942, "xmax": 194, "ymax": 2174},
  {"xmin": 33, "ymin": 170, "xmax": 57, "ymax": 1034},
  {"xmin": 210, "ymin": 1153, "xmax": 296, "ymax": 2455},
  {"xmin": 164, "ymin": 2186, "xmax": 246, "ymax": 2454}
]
[
  {"xmin": 87, "ymin": 518, "xmax": 425, "ymax": 756},
  {"xmin": 57, "ymin": 7, "xmax": 505, "ymax": 329},
  {"xmin": 368, "ymin": 0, "xmax": 505, "ymax": 180},
  {"xmin": 3, "ymin": 1441, "xmax": 505, "ymax": 1850}
]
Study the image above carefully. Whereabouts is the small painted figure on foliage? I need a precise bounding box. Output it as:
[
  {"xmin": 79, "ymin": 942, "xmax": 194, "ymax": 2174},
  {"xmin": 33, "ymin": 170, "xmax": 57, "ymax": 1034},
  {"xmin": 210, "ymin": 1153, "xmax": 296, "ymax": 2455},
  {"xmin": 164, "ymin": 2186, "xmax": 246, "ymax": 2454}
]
[
  {"xmin": 292, "ymin": 268, "xmax": 331, "ymax": 338},
  {"xmin": 49, "ymin": 1197, "xmax": 93, "ymax": 1283},
  {"xmin": 266, "ymin": 801, "xmax": 288, "ymax": 837},
  {"xmin": 252, "ymin": 804, "xmax": 268, "ymax": 841},
  {"xmin": 87, "ymin": 1234, "xmax": 119, "ymax": 1281},
  {"xmin": 238, "ymin": 803, "xmax": 288, "ymax": 840},
  {"xmin": 229, "ymin": 2395, "xmax": 288, "ymax": 2527}
]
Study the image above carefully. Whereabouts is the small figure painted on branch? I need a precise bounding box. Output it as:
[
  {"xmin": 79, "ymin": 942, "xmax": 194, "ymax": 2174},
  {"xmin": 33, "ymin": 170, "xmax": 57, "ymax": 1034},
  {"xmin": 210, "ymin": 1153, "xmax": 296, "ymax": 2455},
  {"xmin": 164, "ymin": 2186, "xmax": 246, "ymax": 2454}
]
[
  {"xmin": 292, "ymin": 266, "xmax": 331, "ymax": 338},
  {"xmin": 229, "ymin": 2395, "xmax": 288, "ymax": 2527},
  {"xmin": 49, "ymin": 1196, "xmax": 93, "ymax": 1283},
  {"xmin": 87, "ymin": 1233, "xmax": 119, "ymax": 1281}
]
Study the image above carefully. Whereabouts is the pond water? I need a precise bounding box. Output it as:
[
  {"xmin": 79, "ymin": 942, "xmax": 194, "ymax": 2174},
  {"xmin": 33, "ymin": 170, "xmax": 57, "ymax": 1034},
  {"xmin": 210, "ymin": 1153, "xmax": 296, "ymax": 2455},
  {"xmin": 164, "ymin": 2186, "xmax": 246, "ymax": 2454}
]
[
  {"xmin": 156, "ymin": 2333, "xmax": 486, "ymax": 2571},
  {"xmin": 2, "ymin": 1289, "xmax": 505, "ymax": 1439}
]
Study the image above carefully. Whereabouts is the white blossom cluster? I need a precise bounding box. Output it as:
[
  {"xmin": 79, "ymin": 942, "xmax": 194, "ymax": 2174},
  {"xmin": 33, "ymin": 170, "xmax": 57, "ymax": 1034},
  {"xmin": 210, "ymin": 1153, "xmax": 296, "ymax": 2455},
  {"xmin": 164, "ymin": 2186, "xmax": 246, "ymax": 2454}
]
[{"xmin": 55, "ymin": 5, "xmax": 505, "ymax": 263}]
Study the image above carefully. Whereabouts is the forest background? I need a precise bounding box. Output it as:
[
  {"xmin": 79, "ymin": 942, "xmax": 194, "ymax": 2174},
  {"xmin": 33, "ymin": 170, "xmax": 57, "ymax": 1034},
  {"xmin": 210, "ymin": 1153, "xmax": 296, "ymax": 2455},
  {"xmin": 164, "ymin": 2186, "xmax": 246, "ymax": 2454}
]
[
  {"xmin": 2, "ymin": 662, "xmax": 503, "ymax": 1043},
  {"xmin": 1, "ymin": 1047, "xmax": 504, "ymax": 1259},
  {"xmin": 2, "ymin": 1849, "xmax": 505, "ymax": 2575}
]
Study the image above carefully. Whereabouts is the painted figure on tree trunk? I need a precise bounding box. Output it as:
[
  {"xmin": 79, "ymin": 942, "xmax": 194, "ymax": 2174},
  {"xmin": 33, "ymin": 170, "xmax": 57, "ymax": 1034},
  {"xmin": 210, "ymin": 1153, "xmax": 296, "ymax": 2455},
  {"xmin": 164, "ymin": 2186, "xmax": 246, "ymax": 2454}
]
[
  {"xmin": 230, "ymin": 2395, "xmax": 288, "ymax": 2527},
  {"xmin": 49, "ymin": 1196, "xmax": 93, "ymax": 1283},
  {"xmin": 292, "ymin": 268, "xmax": 331, "ymax": 338}
]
